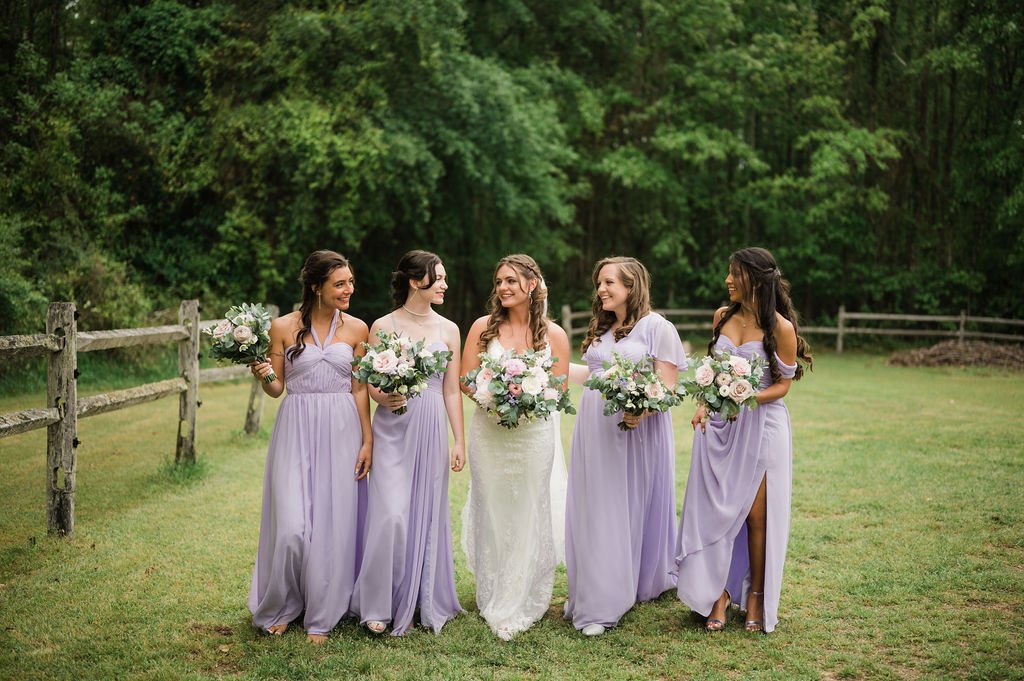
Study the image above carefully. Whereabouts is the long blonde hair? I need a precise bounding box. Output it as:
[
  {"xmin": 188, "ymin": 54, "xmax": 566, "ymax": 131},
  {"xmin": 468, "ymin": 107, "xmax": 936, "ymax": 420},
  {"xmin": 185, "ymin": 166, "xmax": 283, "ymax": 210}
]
[
  {"xmin": 581, "ymin": 256, "xmax": 652, "ymax": 352},
  {"xmin": 478, "ymin": 254, "xmax": 550, "ymax": 352}
]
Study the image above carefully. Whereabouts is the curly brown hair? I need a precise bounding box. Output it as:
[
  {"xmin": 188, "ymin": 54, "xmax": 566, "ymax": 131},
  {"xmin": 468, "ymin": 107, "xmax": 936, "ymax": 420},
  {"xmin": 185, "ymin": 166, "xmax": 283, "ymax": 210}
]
[
  {"xmin": 581, "ymin": 257, "xmax": 652, "ymax": 352},
  {"xmin": 478, "ymin": 254, "xmax": 550, "ymax": 352}
]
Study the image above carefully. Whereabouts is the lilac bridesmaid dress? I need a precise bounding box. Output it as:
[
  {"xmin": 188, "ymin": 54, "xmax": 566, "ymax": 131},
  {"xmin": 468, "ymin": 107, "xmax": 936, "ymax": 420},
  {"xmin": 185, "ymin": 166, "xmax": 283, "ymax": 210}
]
[
  {"xmin": 248, "ymin": 309, "xmax": 366, "ymax": 636},
  {"xmin": 674, "ymin": 334, "xmax": 797, "ymax": 633},
  {"xmin": 352, "ymin": 325, "xmax": 462, "ymax": 635},
  {"xmin": 564, "ymin": 312, "xmax": 688, "ymax": 631}
]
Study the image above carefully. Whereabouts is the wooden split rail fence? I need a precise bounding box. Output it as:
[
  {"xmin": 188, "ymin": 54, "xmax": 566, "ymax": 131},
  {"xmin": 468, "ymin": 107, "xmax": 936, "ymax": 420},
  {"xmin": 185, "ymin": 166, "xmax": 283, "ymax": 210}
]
[
  {"xmin": 560, "ymin": 305, "xmax": 1024, "ymax": 352},
  {"xmin": 5, "ymin": 300, "xmax": 1021, "ymax": 536},
  {"xmin": 0, "ymin": 300, "xmax": 278, "ymax": 536}
]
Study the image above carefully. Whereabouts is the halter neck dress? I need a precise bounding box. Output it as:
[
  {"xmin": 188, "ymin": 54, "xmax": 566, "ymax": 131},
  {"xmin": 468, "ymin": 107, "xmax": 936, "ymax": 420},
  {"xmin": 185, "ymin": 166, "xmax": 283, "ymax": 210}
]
[{"xmin": 248, "ymin": 309, "xmax": 367, "ymax": 635}]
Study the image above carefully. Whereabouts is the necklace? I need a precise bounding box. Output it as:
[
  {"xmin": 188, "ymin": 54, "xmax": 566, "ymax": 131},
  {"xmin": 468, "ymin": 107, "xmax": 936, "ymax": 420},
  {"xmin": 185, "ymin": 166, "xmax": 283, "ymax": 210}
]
[{"xmin": 402, "ymin": 305, "xmax": 432, "ymax": 318}]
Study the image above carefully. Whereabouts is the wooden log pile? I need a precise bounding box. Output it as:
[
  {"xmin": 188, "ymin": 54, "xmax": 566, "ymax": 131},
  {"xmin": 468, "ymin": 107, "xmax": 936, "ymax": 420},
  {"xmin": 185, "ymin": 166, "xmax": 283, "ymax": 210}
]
[{"xmin": 889, "ymin": 340, "xmax": 1024, "ymax": 369}]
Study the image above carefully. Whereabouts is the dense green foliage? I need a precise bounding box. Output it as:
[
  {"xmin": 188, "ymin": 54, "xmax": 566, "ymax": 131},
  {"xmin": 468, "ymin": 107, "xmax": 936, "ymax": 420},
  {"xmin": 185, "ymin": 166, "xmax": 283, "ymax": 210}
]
[{"xmin": 2, "ymin": 0, "xmax": 1022, "ymax": 335}]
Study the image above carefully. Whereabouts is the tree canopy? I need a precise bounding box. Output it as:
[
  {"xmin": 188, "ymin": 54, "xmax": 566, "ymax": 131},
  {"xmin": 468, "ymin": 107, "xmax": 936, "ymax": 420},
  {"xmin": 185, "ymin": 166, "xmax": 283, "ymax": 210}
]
[{"xmin": 2, "ymin": 0, "xmax": 1021, "ymax": 334}]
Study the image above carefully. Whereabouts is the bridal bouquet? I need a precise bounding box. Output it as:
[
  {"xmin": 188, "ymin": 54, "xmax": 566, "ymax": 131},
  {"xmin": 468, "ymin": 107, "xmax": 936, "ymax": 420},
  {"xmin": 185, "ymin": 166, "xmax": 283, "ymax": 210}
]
[
  {"xmin": 584, "ymin": 352, "xmax": 682, "ymax": 430},
  {"xmin": 351, "ymin": 331, "xmax": 452, "ymax": 414},
  {"xmin": 678, "ymin": 350, "xmax": 769, "ymax": 420},
  {"xmin": 462, "ymin": 349, "xmax": 575, "ymax": 429},
  {"xmin": 205, "ymin": 302, "xmax": 277, "ymax": 383}
]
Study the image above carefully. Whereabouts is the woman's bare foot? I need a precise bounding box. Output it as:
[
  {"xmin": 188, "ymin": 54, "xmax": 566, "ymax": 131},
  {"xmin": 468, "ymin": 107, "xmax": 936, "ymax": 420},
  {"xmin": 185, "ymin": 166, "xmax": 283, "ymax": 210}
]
[
  {"xmin": 306, "ymin": 633, "xmax": 328, "ymax": 644},
  {"xmin": 266, "ymin": 623, "xmax": 288, "ymax": 635}
]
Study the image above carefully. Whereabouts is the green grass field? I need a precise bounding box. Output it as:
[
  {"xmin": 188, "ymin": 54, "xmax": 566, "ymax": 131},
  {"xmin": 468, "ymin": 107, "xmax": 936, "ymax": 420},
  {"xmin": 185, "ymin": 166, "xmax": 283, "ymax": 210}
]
[{"xmin": 1, "ymin": 352, "xmax": 1022, "ymax": 680}]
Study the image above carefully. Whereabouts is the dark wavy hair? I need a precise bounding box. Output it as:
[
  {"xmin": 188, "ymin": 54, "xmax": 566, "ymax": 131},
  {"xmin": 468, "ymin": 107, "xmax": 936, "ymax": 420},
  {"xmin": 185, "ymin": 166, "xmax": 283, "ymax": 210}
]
[
  {"xmin": 286, "ymin": 250, "xmax": 351, "ymax": 362},
  {"xmin": 581, "ymin": 257, "xmax": 652, "ymax": 352},
  {"xmin": 708, "ymin": 247, "xmax": 812, "ymax": 382},
  {"xmin": 478, "ymin": 254, "xmax": 549, "ymax": 352},
  {"xmin": 391, "ymin": 250, "xmax": 442, "ymax": 310}
]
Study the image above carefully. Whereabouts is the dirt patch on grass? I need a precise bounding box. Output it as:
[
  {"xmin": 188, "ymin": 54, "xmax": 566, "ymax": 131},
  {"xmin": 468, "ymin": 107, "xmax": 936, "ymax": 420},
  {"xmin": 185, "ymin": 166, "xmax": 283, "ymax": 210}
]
[{"xmin": 889, "ymin": 340, "xmax": 1024, "ymax": 369}]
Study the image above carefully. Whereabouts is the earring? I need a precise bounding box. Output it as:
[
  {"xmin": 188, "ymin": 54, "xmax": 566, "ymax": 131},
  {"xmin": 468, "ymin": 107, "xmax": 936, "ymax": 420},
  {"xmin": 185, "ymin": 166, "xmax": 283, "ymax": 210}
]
[{"xmin": 317, "ymin": 291, "xmax": 322, "ymax": 310}]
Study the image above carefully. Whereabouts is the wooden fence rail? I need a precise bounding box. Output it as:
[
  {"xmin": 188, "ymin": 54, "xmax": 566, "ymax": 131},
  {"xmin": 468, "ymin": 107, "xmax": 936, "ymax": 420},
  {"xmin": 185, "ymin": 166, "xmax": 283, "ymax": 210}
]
[
  {"xmin": 832, "ymin": 306, "xmax": 1024, "ymax": 352},
  {"xmin": 560, "ymin": 305, "xmax": 1024, "ymax": 353},
  {"xmin": 0, "ymin": 333, "xmax": 64, "ymax": 360},
  {"xmin": 0, "ymin": 301, "xmax": 278, "ymax": 536},
  {"xmin": 0, "ymin": 408, "xmax": 62, "ymax": 437}
]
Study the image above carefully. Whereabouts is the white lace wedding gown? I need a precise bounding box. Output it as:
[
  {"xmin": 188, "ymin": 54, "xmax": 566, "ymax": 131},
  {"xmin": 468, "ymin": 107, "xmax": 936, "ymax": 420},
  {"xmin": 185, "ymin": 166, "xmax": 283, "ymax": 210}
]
[{"xmin": 461, "ymin": 339, "xmax": 568, "ymax": 640}]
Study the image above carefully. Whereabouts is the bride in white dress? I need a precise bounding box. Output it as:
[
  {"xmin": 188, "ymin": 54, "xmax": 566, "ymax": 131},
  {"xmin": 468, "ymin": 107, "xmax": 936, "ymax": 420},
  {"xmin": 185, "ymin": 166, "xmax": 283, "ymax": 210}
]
[{"xmin": 460, "ymin": 254, "xmax": 570, "ymax": 641}]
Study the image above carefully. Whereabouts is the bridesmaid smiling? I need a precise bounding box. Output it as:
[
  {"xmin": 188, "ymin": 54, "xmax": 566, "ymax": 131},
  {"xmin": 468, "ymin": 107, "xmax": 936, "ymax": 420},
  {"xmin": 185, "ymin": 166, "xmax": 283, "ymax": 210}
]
[
  {"xmin": 248, "ymin": 250, "xmax": 372, "ymax": 644},
  {"xmin": 352, "ymin": 250, "xmax": 465, "ymax": 636},
  {"xmin": 563, "ymin": 256, "xmax": 687, "ymax": 636},
  {"xmin": 675, "ymin": 247, "xmax": 812, "ymax": 633}
]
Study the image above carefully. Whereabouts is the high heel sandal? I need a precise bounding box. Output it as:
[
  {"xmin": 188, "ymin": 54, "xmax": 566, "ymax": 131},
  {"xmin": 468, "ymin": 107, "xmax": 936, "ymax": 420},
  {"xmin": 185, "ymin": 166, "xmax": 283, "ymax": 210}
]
[
  {"xmin": 705, "ymin": 591, "xmax": 731, "ymax": 632},
  {"xmin": 744, "ymin": 591, "xmax": 764, "ymax": 633},
  {"xmin": 366, "ymin": 621, "xmax": 387, "ymax": 635}
]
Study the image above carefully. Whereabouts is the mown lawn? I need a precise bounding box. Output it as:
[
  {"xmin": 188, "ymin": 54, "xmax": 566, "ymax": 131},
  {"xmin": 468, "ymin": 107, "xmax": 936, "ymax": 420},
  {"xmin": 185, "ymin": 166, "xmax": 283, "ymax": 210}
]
[{"xmin": 0, "ymin": 352, "xmax": 1021, "ymax": 680}]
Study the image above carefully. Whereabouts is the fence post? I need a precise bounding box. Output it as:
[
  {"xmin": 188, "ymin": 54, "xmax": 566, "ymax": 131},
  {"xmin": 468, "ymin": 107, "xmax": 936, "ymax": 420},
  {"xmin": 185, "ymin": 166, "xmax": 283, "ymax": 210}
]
[
  {"xmin": 176, "ymin": 300, "xmax": 200, "ymax": 464},
  {"xmin": 958, "ymin": 310, "xmax": 966, "ymax": 345},
  {"xmin": 243, "ymin": 378, "xmax": 263, "ymax": 435},
  {"xmin": 46, "ymin": 302, "xmax": 78, "ymax": 536},
  {"xmin": 836, "ymin": 305, "xmax": 846, "ymax": 354},
  {"xmin": 244, "ymin": 304, "xmax": 278, "ymax": 434},
  {"xmin": 562, "ymin": 304, "xmax": 573, "ymax": 343}
]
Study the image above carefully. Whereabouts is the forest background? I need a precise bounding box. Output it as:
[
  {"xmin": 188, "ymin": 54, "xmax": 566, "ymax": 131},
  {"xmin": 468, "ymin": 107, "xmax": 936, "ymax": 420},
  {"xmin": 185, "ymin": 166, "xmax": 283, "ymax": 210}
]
[{"xmin": 2, "ymin": 0, "xmax": 1022, "ymax": 342}]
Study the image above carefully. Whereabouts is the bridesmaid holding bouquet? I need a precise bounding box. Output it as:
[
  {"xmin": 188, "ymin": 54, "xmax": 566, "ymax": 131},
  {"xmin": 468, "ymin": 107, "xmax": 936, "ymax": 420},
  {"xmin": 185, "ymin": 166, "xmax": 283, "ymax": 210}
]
[
  {"xmin": 564, "ymin": 256, "xmax": 687, "ymax": 636},
  {"xmin": 352, "ymin": 250, "xmax": 466, "ymax": 636},
  {"xmin": 248, "ymin": 250, "xmax": 372, "ymax": 643},
  {"xmin": 675, "ymin": 247, "xmax": 812, "ymax": 633}
]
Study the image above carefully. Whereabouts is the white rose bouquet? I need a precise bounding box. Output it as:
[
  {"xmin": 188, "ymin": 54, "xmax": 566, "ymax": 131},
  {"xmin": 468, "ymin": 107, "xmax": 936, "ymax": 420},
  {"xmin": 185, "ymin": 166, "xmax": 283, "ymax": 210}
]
[
  {"xmin": 461, "ymin": 349, "xmax": 575, "ymax": 429},
  {"xmin": 351, "ymin": 331, "xmax": 452, "ymax": 415},
  {"xmin": 584, "ymin": 352, "xmax": 682, "ymax": 431},
  {"xmin": 678, "ymin": 350, "xmax": 769, "ymax": 420},
  {"xmin": 204, "ymin": 302, "xmax": 277, "ymax": 383}
]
